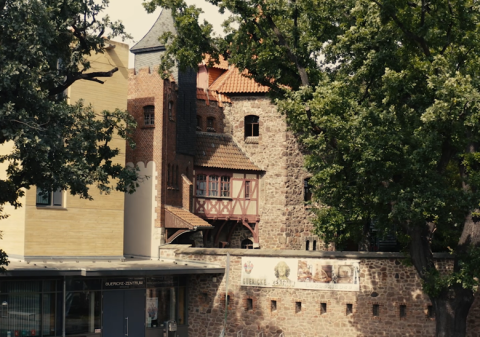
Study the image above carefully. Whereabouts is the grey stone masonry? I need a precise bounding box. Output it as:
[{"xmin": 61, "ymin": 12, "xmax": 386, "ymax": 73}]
[{"xmin": 223, "ymin": 95, "xmax": 319, "ymax": 250}]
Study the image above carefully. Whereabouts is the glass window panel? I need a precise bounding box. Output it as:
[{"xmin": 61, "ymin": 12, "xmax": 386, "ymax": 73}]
[
  {"xmin": 65, "ymin": 291, "xmax": 101, "ymax": 335},
  {"xmin": 196, "ymin": 175, "xmax": 206, "ymax": 196},
  {"xmin": 146, "ymin": 289, "xmax": 170, "ymax": 328},
  {"xmin": 52, "ymin": 190, "xmax": 62, "ymax": 206},
  {"xmin": 208, "ymin": 176, "xmax": 218, "ymax": 197},
  {"xmin": 221, "ymin": 176, "xmax": 230, "ymax": 197},
  {"xmin": 36, "ymin": 189, "xmax": 51, "ymax": 206},
  {"xmin": 42, "ymin": 293, "xmax": 57, "ymax": 336},
  {"xmin": 176, "ymin": 287, "xmax": 185, "ymax": 325}
]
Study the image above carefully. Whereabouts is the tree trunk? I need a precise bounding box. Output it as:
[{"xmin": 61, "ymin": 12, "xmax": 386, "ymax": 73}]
[{"xmin": 431, "ymin": 287, "xmax": 474, "ymax": 337}]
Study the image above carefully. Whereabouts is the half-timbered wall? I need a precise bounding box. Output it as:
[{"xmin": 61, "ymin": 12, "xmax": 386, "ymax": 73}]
[{"xmin": 193, "ymin": 169, "xmax": 259, "ymax": 223}]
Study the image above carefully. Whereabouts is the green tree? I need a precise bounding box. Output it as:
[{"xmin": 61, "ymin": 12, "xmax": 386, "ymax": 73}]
[
  {"xmin": 146, "ymin": 0, "xmax": 480, "ymax": 335},
  {"xmin": 0, "ymin": 0, "xmax": 138, "ymax": 267}
]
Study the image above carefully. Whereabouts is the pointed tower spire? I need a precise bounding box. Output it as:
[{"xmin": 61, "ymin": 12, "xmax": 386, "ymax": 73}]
[{"xmin": 131, "ymin": 9, "xmax": 176, "ymax": 73}]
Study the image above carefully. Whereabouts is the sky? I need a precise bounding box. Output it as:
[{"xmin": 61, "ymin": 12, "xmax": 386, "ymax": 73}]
[{"xmin": 104, "ymin": 0, "xmax": 228, "ymax": 68}]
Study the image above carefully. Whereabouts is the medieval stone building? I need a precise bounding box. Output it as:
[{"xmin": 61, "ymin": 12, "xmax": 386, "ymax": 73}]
[
  {"xmin": 123, "ymin": 9, "xmax": 480, "ymax": 337},
  {"xmin": 125, "ymin": 9, "xmax": 318, "ymax": 257}
]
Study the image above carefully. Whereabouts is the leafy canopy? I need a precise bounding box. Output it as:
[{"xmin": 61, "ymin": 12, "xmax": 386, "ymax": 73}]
[
  {"xmin": 145, "ymin": 0, "xmax": 480, "ymax": 298},
  {"xmin": 0, "ymin": 0, "xmax": 138, "ymax": 211}
]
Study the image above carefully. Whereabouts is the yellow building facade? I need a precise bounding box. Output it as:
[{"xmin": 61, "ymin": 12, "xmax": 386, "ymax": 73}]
[{"xmin": 0, "ymin": 40, "xmax": 130, "ymax": 260}]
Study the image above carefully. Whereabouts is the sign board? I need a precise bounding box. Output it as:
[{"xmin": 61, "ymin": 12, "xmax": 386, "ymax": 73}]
[
  {"xmin": 103, "ymin": 278, "xmax": 145, "ymax": 289},
  {"xmin": 241, "ymin": 257, "xmax": 360, "ymax": 291}
]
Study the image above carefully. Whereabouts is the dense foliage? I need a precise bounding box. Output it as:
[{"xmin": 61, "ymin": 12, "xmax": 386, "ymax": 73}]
[
  {"xmin": 0, "ymin": 0, "xmax": 138, "ymax": 269},
  {"xmin": 146, "ymin": 0, "xmax": 480, "ymax": 334},
  {"xmin": 0, "ymin": 0, "xmax": 137, "ymax": 208}
]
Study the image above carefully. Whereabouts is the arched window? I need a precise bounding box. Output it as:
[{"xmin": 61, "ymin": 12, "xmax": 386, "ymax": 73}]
[
  {"xmin": 306, "ymin": 240, "xmax": 310, "ymax": 251},
  {"xmin": 196, "ymin": 115, "xmax": 202, "ymax": 131},
  {"xmin": 313, "ymin": 240, "xmax": 317, "ymax": 251},
  {"xmin": 208, "ymin": 175, "xmax": 219, "ymax": 196},
  {"xmin": 207, "ymin": 117, "xmax": 215, "ymax": 133},
  {"xmin": 242, "ymin": 239, "xmax": 253, "ymax": 249},
  {"xmin": 196, "ymin": 174, "xmax": 206, "ymax": 196},
  {"xmin": 220, "ymin": 176, "xmax": 230, "ymax": 197},
  {"xmin": 245, "ymin": 115, "xmax": 259, "ymax": 138},
  {"xmin": 144, "ymin": 105, "xmax": 155, "ymax": 126}
]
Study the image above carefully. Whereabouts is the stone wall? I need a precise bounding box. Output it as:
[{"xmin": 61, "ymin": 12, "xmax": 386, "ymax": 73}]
[
  {"xmin": 223, "ymin": 96, "xmax": 318, "ymax": 250},
  {"xmin": 172, "ymin": 248, "xmax": 480, "ymax": 337}
]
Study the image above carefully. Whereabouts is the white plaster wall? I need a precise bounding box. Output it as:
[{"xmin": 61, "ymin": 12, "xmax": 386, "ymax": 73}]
[
  {"xmin": 124, "ymin": 161, "xmax": 158, "ymax": 258},
  {"xmin": 0, "ymin": 142, "xmax": 26, "ymax": 259}
]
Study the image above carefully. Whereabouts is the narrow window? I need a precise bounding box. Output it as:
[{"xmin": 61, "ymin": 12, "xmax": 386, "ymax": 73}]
[
  {"xmin": 202, "ymin": 293, "xmax": 208, "ymax": 303},
  {"xmin": 168, "ymin": 164, "xmax": 171, "ymax": 186},
  {"xmin": 346, "ymin": 304, "xmax": 353, "ymax": 315},
  {"xmin": 304, "ymin": 178, "xmax": 312, "ymax": 202},
  {"xmin": 245, "ymin": 115, "xmax": 259, "ymax": 138},
  {"xmin": 208, "ymin": 175, "xmax": 219, "ymax": 197},
  {"xmin": 295, "ymin": 302, "xmax": 302, "ymax": 313},
  {"xmin": 320, "ymin": 303, "xmax": 327, "ymax": 315},
  {"xmin": 196, "ymin": 115, "xmax": 202, "ymax": 131},
  {"xmin": 313, "ymin": 240, "xmax": 317, "ymax": 251},
  {"xmin": 196, "ymin": 174, "xmax": 206, "ymax": 196},
  {"xmin": 373, "ymin": 304, "xmax": 379, "ymax": 317},
  {"xmin": 247, "ymin": 298, "xmax": 253, "ymax": 311},
  {"xmin": 306, "ymin": 240, "xmax": 310, "ymax": 251},
  {"xmin": 176, "ymin": 165, "xmax": 179, "ymax": 187},
  {"xmin": 271, "ymin": 300, "xmax": 277, "ymax": 312},
  {"xmin": 400, "ymin": 305, "xmax": 406, "ymax": 318},
  {"xmin": 221, "ymin": 176, "xmax": 230, "ymax": 197},
  {"xmin": 168, "ymin": 101, "xmax": 174, "ymax": 120},
  {"xmin": 427, "ymin": 305, "xmax": 435, "ymax": 318},
  {"xmin": 207, "ymin": 117, "xmax": 215, "ymax": 132},
  {"xmin": 245, "ymin": 181, "xmax": 250, "ymax": 199},
  {"xmin": 144, "ymin": 105, "xmax": 155, "ymax": 126}
]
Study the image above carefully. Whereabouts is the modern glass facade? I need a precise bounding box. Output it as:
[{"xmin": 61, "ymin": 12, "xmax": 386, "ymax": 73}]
[{"xmin": 0, "ymin": 276, "xmax": 187, "ymax": 337}]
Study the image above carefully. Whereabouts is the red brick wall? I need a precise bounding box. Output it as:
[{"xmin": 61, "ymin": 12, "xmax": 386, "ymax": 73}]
[{"xmin": 196, "ymin": 99, "xmax": 225, "ymax": 133}]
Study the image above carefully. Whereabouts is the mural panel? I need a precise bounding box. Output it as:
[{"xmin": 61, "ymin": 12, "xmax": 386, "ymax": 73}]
[{"xmin": 241, "ymin": 257, "xmax": 360, "ymax": 291}]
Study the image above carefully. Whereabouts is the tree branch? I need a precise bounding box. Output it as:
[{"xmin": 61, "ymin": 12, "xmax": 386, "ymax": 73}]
[
  {"xmin": 49, "ymin": 67, "xmax": 119, "ymax": 98},
  {"xmin": 372, "ymin": 0, "xmax": 431, "ymax": 57},
  {"xmin": 263, "ymin": 14, "xmax": 310, "ymax": 86}
]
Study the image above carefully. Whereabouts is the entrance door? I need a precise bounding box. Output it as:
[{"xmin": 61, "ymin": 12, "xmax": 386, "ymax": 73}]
[{"xmin": 103, "ymin": 290, "xmax": 145, "ymax": 337}]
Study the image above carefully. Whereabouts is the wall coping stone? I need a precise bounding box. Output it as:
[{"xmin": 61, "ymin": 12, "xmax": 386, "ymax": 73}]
[{"xmin": 174, "ymin": 247, "xmax": 453, "ymax": 260}]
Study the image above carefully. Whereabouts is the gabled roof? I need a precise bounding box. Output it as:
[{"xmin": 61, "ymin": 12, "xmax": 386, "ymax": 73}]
[
  {"xmin": 209, "ymin": 67, "xmax": 269, "ymax": 94},
  {"xmin": 131, "ymin": 9, "xmax": 176, "ymax": 54},
  {"xmin": 165, "ymin": 206, "xmax": 212, "ymax": 229},
  {"xmin": 195, "ymin": 132, "xmax": 262, "ymax": 171}
]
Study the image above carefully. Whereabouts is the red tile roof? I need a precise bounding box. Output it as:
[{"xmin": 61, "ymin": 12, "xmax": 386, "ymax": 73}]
[
  {"xmin": 202, "ymin": 54, "xmax": 229, "ymax": 70},
  {"xmin": 195, "ymin": 132, "xmax": 262, "ymax": 171},
  {"xmin": 165, "ymin": 205, "xmax": 212, "ymax": 229},
  {"xmin": 209, "ymin": 67, "xmax": 269, "ymax": 94}
]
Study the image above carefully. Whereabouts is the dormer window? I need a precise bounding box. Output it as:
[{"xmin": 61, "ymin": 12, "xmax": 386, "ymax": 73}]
[
  {"xmin": 245, "ymin": 115, "xmax": 259, "ymax": 138},
  {"xmin": 144, "ymin": 106, "xmax": 155, "ymax": 126},
  {"xmin": 207, "ymin": 117, "xmax": 216, "ymax": 133}
]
